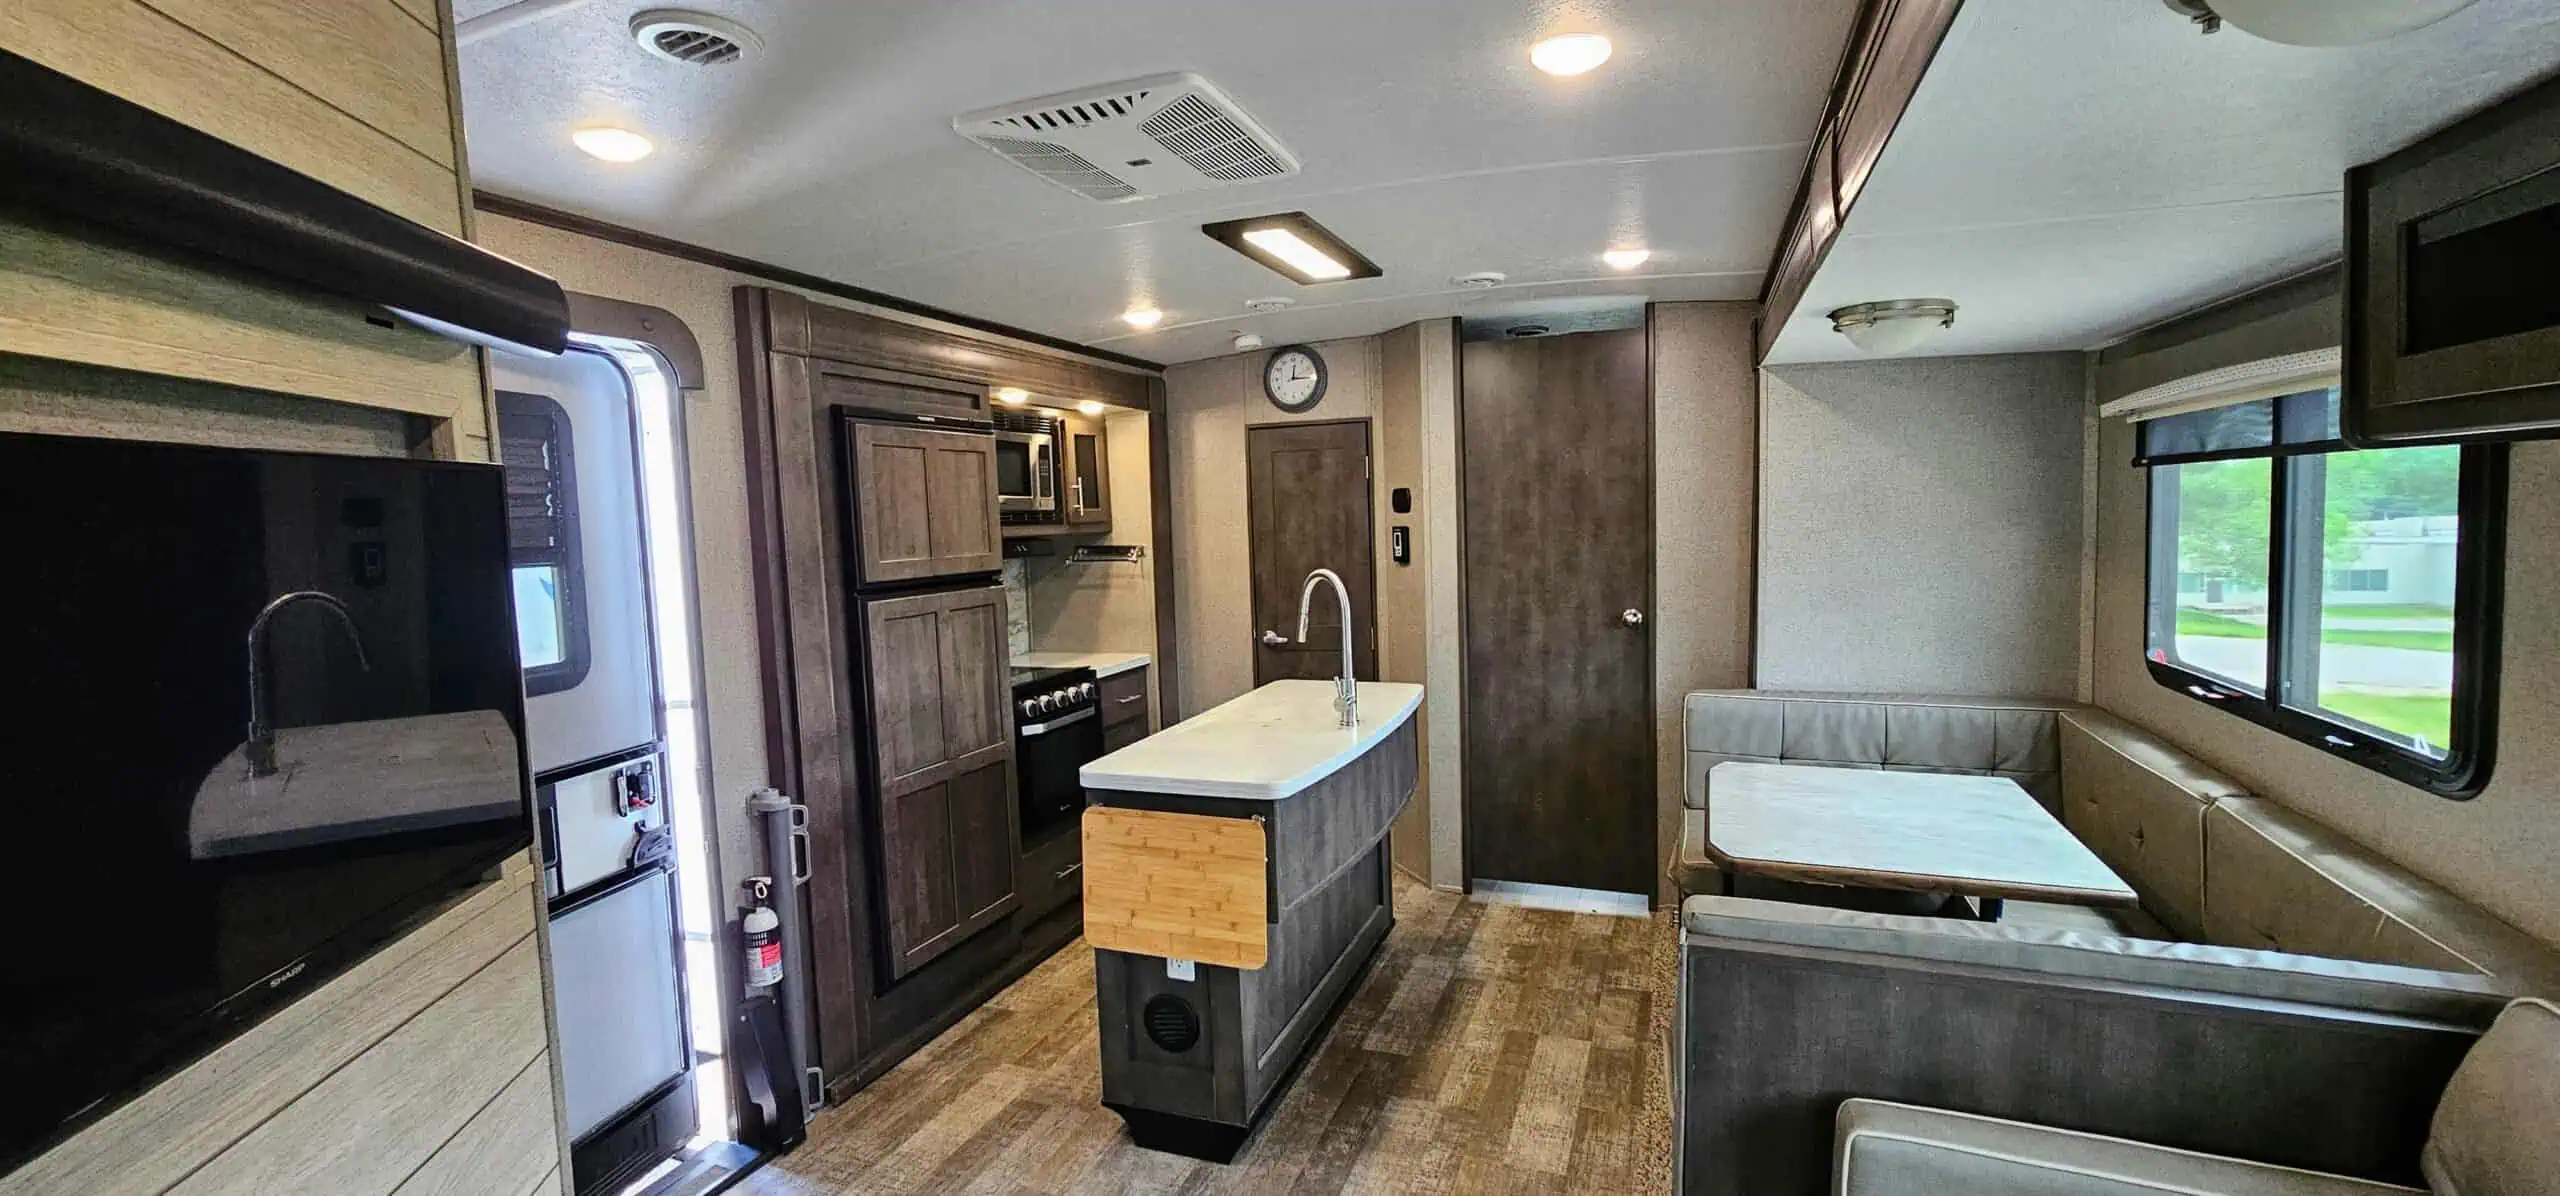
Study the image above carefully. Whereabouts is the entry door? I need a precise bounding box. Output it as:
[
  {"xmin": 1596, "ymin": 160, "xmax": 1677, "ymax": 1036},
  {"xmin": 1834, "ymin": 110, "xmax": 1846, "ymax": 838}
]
[
  {"xmin": 1460, "ymin": 328, "xmax": 1654, "ymax": 895},
  {"xmin": 1247, "ymin": 420, "xmax": 1378, "ymax": 685}
]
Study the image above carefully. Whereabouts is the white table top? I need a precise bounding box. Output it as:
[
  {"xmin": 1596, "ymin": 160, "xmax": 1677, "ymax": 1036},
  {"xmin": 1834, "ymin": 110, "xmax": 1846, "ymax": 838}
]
[
  {"xmin": 1012, "ymin": 650, "xmax": 1150, "ymax": 679},
  {"xmin": 1081, "ymin": 680, "xmax": 1423, "ymax": 801},
  {"xmin": 1705, "ymin": 762, "xmax": 2137, "ymax": 906}
]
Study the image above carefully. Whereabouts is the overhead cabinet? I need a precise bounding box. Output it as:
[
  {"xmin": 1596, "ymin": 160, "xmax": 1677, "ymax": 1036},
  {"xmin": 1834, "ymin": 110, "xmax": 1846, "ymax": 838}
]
[
  {"xmin": 839, "ymin": 413, "xmax": 1002, "ymax": 585},
  {"xmin": 1061, "ymin": 410, "xmax": 1112, "ymax": 527}
]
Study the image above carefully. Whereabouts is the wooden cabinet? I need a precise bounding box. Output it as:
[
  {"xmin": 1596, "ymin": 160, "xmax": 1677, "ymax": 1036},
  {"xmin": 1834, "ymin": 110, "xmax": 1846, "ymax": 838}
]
[
  {"xmin": 860, "ymin": 586, "xmax": 1018, "ymax": 981},
  {"xmin": 1061, "ymin": 410, "xmax": 1112, "ymax": 527},
  {"xmin": 842, "ymin": 416, "xmax": 1002, "ymax": 586},
  {"xmin": 1099, "ymin": 665, "xmax": 1151, "ymax": 752}
]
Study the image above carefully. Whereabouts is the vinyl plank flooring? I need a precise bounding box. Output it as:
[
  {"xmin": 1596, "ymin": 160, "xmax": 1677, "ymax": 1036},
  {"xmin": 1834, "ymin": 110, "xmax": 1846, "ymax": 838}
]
[{"xmin": 736, "ymin": 883, "xmax": 1674, "ymax": 1196}]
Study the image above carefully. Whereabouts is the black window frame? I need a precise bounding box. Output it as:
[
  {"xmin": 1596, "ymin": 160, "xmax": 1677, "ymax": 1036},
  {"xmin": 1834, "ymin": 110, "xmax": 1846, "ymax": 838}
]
[
  {"xmin": 2142, "ymin": 437, "xmax": 2506, "ymax": 798},
  {"xmin": 496, "ymin": 390, "xmax": 592, "ymax": 697}
]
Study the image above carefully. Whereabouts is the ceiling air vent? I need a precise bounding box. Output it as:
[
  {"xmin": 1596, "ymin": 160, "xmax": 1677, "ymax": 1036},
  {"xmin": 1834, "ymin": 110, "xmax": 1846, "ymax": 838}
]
[
  {"xmin": 955, "ymin": 72, "xmax": 1300, "ymax": 203},
  {"xmin": 631, "ymin": 10, "xmax": 761, "ymax": 67}
]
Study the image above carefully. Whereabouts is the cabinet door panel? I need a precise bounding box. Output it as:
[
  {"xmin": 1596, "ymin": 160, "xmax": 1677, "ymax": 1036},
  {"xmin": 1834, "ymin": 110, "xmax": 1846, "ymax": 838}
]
[
  {"xmin": 878, "ymin": 776, "xmax": 957, "ymax": 973},
  {"xmin": 864, "ymin": 594, "xmax": 948, "ymax": 786},
  {"xmin": 847, "ymin": 421, "xmax": 1001, "ymax": 585},
  {"xmin": 1102, "ymin": 718, "xmax": 1147, "ymax": 754},
  {"xmin": 947, "ymin": 758, "xmax": 1018, "ymax": 925},
  {"xmin": 938, "ymin": 590, "xmax": 1009, "ymax": 757},
  {"xmin": 1062, "ymin": 412, "xmax": 1111, "ymax": 526}
]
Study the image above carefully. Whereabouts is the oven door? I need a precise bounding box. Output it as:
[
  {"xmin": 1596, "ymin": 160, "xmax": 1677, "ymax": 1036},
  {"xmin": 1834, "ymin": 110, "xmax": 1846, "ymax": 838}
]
[
  {"xmin": 994, "ymin": 431, "xmax": 1056, "ymax": 514},
  {"xmin": 1015, "ymin": 706, "xmax": 1100, "ymax": 844}
]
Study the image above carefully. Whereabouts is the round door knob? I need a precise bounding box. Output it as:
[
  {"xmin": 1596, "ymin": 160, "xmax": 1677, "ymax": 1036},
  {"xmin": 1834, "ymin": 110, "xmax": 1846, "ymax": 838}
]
[
  {"xmin": 1622, "ymin": 608, "xmax": 1645, "ymax": 626},
  {"xmin": 1260, "ymin": 630, "xmax": 1289, "ymax": 646}
]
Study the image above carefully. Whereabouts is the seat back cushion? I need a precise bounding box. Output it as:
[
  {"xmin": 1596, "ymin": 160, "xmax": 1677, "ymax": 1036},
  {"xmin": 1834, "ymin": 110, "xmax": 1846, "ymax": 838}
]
[
  {"xmin": 2424, "ymin": 998, "xmax": 2560, "ymax": 1196},
  {"xmin": 1836, "ymin": 1099, "xmax": 2426, "ymax": 1196},
  {"xmin": 2206, "ymin": 798, "xmax": 2560, "ymax": 993},
  {"xmin": 1684, "ymin": 691, "xmax": 2068, "ymax": 815},
  {"xmin": 2055, "ymin": 709, "xmax": 2241, "ymax": 941}
]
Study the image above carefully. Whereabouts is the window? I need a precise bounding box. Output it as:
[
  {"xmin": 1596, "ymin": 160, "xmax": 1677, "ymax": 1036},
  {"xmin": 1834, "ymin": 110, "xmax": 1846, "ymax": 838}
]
[
  {"xmin": 2142, "ymin": 388, "xmax": 2505, "ymax": 796},
  {"xmin": 497, "ymin": 391, "xmax": 591, "ymax": 696}
]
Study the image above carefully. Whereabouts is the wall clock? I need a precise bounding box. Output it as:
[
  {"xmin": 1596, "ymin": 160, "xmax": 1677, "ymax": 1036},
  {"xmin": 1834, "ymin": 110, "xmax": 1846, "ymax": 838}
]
[{"xmin": 1262, "ymin": 344, "xmax": 1328, "ymax": 413}]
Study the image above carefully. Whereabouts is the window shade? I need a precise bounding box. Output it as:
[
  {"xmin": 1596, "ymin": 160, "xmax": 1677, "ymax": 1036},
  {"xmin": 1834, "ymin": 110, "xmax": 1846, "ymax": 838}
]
[
  {"xmin": 2099, "ymin": 347, "xmax": 2341, "ymax": 422},
  {"xmin": 2135, "ymin": 385, "xmax": 2346, "ymax": 466}
]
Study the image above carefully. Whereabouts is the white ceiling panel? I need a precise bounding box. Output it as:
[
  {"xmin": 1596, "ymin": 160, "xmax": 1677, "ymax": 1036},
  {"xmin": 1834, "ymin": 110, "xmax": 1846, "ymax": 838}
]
[
  {"xmin": 1768, "ymin": 0, "xmax": 2560, "ymax": 365},
  {"xmin": 456, "ymin": 0, "xmax": 1862, "ymax": 362}
]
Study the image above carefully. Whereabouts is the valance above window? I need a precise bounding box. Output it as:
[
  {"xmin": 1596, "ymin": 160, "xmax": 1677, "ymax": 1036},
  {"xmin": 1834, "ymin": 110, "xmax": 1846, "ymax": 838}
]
[{"xmin": 2107, "ymin": 348, "xmax": 2346, "ymax": 466}]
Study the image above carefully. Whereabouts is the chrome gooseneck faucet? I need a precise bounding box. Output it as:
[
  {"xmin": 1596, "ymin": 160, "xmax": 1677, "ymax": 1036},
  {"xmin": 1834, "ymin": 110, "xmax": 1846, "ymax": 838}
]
[
  {"xmin": 245, "ymin": 590, "xmax": 372, "ymax": 777},
  {"xmin": 1295, "ymin": 568, "xmax": 1357, "ymax": 728}
]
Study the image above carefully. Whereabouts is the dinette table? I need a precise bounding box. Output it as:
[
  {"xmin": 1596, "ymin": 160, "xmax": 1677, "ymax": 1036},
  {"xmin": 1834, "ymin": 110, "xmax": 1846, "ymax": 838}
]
[{"xmin": 1700, "ymin": 761, "xmax": 2137, "ymax": 920}]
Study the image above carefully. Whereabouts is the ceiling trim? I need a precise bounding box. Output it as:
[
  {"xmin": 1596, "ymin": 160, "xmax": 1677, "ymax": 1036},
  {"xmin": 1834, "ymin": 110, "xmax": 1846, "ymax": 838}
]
[
  {"xmin": 472, "ymin": 190, "xmax": 1165, "ymax": 373},
  {"xmin": 1753, "ymin": 0, "xmax": 1966, "ymax": 363}
]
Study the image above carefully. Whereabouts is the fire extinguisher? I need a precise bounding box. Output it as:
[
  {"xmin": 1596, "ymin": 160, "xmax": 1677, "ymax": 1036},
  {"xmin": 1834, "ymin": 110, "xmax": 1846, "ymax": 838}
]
[{"xmin": 742, "ymin": 876, "xmax": 783, "ymax": 989}]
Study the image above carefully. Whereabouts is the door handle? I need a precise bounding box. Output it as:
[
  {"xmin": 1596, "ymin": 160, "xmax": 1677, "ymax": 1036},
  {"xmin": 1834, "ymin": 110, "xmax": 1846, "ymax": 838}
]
[
  {"xmin": 1260, "ymin": 630, "xmax": 1289, "ymax": 646},
  {"xmin": 1621, "ymin": 609, "xmax": 1645, "ymax": 627}
]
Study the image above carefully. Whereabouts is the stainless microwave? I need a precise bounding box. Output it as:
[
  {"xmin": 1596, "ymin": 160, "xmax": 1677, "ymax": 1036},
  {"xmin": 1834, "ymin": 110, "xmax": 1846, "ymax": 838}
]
[{"xmin": 994, "ymin": 411, "xmax": 1059, "ymax": 521}]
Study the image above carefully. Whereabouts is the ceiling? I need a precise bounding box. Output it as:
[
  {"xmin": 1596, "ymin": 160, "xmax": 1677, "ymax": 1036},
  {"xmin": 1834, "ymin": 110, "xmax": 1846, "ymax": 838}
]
[
  {"xmin": 455, "ymin": 0, "xmax": 1862, "ymax": 364},
  {"xmin": 1767, "ymin": 0, "xmax": 2560, "ymax": 365}
]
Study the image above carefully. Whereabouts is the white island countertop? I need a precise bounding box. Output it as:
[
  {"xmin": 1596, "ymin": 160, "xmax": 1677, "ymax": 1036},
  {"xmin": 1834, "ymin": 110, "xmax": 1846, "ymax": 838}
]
[
  {"xmin": 1081, "ymin": 680, "xmax": 1423, "ymax": 801},
  {"xmin": 1013, "ymin": 650, "xmax": 1150, "ymax": 679}
]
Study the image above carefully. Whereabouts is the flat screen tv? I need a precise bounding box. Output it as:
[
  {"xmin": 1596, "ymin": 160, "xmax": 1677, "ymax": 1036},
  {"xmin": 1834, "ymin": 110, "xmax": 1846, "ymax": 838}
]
[{"xmin": 0, "ymin": 431, "xmax": 530, "ymax": 1174}]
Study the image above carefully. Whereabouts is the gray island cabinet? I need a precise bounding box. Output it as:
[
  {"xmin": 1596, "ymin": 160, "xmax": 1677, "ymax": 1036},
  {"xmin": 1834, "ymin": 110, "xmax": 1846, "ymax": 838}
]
[{"xmin": 1076, "ymin": 680, "xmax": 1424, "ymax": 1162}]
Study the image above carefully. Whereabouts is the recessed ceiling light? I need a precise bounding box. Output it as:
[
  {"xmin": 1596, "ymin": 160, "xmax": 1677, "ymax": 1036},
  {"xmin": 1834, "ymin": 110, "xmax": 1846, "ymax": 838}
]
[
  {"xmin": 1077, "ymin": 400, "xmax": 1106, "ymax": 416},
  {"xmin": 1122, "ymin": 306, "xmax": 1165, "ymax": 329},
  {"xmin": 1531, "ymin": 33, "xmax": 1613, "ymax": 77},
  {"xmin": 1202, "ymin": 212, "xmax": 1383, "ymax": 286},
  {"xmin": 571, "ymin": 126, "xmax": 654, "ymax": 163},
  {"xmin": 995, "ymin": 387, "xmax": 1030, "ymax": 405},
  {"xmin": 1602, "ymin": 247, "xmax": 1651, "ymax": 271}
]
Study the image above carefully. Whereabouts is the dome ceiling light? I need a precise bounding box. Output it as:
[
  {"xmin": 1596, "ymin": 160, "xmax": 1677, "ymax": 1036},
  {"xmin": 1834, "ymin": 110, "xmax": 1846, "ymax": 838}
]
[
  {"xmin": 1828, "ymin": 299, "xmax": 1958, "ymax": 356},
  {"xmin": 2159, "ymin": 0, "xmax": 2479, "ymax": 44}
]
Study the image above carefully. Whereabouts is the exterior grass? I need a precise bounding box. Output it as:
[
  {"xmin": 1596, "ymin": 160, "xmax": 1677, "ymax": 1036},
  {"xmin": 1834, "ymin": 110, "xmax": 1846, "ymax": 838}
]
[
  {"xmin": 2319, "ymin": 691, "xmax": 2453, "ymax": 749},
  {"xmin": 2176, "ymin": 609, "xmax": 2451, "ymax": 654}
]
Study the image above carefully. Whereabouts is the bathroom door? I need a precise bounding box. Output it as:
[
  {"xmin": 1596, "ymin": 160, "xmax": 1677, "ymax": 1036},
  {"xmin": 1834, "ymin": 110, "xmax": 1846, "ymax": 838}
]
[
  {"xmin": 1459, "ymin": 327, "xmax": 1654, "ymax": 898},
  {"xmin": 1246, "ymin": 419, "xmax": 1378, "ymax": 687}
]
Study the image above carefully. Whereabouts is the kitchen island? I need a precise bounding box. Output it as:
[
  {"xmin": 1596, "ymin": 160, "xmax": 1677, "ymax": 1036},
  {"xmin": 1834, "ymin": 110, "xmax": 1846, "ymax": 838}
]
[{"xmin": 1079, "ymin": 679, "xmax": 1423, "ymax": 1162}]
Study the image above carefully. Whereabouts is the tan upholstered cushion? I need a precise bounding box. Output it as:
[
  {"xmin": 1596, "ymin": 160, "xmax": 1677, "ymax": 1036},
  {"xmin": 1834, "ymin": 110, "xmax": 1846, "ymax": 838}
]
[
  {"xmin": 2001, "ymin": 898, "xmax": 2171, "ymax": 940},
  {"xmin": 2056, "ymin": 709, "xmax": 2243, "ymax": 940},
  {"xmin": 1681, "ymin": 895, "xmax": 2510, "ymax": 1021},
  {"xmin": 1836, "ymin": 1099, "xmax": 2425, "ymax": 1196},
  {"xmin": 2423, "ymin": 998, "xmax": 2560, "ymax": 1196},
  {"xmin": 2206, "ymin": 798, "xmax": 2560, "ymax": 996},
  {"xmin": 1673, "ymin": 807, "xmax": 1721, "ymax": 895}
]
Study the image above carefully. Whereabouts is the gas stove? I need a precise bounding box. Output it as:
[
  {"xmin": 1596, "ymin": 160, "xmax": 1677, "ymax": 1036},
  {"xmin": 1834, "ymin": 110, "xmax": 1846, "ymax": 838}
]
[{"xmin": 1010, "ymin": 665, "xmax": 1098, "ymax": 725}]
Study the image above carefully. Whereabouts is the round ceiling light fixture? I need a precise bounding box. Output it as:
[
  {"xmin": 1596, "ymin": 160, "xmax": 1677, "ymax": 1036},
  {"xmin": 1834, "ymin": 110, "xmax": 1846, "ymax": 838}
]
[
  {"xmin": 1453, "ymin": 271, "xmax": 1508, "ymax": 290},
  {"xmin": 631, "ymin": 10, "xmax": 763, "ymax": 65},
  {"xmin": 1602, "ymin": 247, "xmax": 1652, "ymax": 271},
  {"xmin": 1121, "ymin": 306, "xmax": 1165, "ymax": 329},
  {"xmin": 994, "ymin": 387, "xmax": 1030, "ymax": 406},
  {"xmin": 1828, "ymin": 299, "xmax": 1958, "ymax": 356},
  {"xmin": 1531, "ymin": 33, "xmax": 1613, "ymax": 77},
  {"xmin": 2160, "ymin": 0, "xmax": 2478, "ymax": 44},
  {"xmin": 571, "ymin": 126, "xmax": 655, "ymax": 162},
  {"xmin": 1077, "ymin": 400, "xmax": 1107, "ymax": 416}
]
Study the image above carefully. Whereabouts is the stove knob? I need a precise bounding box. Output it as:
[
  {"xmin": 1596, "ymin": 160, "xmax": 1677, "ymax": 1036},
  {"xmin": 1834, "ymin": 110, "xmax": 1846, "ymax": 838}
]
[
  {"xmin": 1038, "ymin": 693, "xmax": 1059, "ymax": 715},
  {"xmin": 1020, "ymin": 698, "xmax": 1038, "ymax": 720},
  {"xmin": 1079, "ymin": 682, "xmax": 1096, "ymax": 701}
]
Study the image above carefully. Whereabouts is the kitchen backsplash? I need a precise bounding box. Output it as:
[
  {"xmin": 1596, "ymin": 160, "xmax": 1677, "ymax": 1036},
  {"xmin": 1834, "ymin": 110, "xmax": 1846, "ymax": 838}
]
[{"xmin": 1001, "ymin": 559, "xmax": 1029, "ymax": 657}]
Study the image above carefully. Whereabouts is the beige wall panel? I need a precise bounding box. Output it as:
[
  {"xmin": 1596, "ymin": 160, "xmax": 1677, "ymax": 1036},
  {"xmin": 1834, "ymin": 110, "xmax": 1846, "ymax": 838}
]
[
  {"xmin": 1759, "ymin": 354, "xmax": 2087, "ymax": 698},
  {"xmin": 1419, "ymin": 322, "xmax": 1464, "ymax": 887},
  {"xmin": 170, "ymin": 936, "xmax": 549, "ymax": 1195},
  {"xmin": 2091, "ymin": 414, "xmax": 2560, "ymax": 948},
  {"xmin": 147, "ymin": 0, "xmax": 457, "ymax": 168},
  {"xmin": 0, "ymin": 0, "xmax": 461, "ymax": 233},
  {"xmin": 0, "ymin": 353, "xmax": 416, "ymax": 455},
  {"xmin": 1378, "ymin": 323, "xmax": 1433, "ymax": 882},
  {"xmin": 0, "ymin": 217, "xmax": 486, "ymax": 445},
  {"xmin": 2, "ymin": 870, "xmax": 538, "ymax": 1196},
  {"xmin": 1651, "ymin": 304, "xmax": 1759, "ymax": 905}
]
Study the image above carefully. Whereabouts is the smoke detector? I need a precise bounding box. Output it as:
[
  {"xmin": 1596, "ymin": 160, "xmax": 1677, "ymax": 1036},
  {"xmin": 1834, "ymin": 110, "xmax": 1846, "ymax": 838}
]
[
  {"xmin": 1244, "ymin": 297, "xmax": 1296, "ymax": 314},
  {"xmin": 632, "ymin": 10, "xmax": 761, "ymax": 66},
  {"xmin": 955, "ymin": 73, "xmax": 1300, "ymax": 203},
  {"xmin": 1454, "ymin": 271, "xmax": 1508, "ymax": 289}
]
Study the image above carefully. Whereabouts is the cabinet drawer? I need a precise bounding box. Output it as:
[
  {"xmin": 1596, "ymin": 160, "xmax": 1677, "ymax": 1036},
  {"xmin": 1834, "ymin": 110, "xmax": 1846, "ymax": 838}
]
[
  {"xmin": 1102, "ymin": 718, "xmax": 1148, "ymax": 754},
  {"xmin": 1018, "ymin": 826, "xmax": 1083, "ymax": 924},
  {"xmin": 1099, "ymin": 666, "xmax": 1150, "ymax": 729}
]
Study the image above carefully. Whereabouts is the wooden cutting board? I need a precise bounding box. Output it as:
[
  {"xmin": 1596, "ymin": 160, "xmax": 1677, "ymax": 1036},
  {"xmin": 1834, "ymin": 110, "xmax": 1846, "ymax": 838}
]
[{"xmin": 1081, "ymin": 806, "xmax": 1269, "ymax": 969}]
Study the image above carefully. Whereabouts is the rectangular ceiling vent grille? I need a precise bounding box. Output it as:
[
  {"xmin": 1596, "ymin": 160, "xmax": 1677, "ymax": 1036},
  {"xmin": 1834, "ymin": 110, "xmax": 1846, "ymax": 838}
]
[{"xmin": 956, "ymin": 72, "xmax": 1299, "ymax": 203}]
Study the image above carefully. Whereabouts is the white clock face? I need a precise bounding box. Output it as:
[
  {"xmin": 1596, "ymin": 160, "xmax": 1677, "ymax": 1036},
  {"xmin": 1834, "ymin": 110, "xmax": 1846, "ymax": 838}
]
[{"xmin": 1265, "ymin": 349, "xmax": 1323, "ymax": 409}]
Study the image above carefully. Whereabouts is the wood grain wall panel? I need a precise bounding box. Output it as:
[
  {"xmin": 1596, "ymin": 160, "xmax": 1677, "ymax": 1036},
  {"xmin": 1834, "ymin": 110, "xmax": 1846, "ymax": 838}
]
[
  {"xmin": 168, "ymin": 937, "xmax": 549, "ymax": 1195},
  {"xmin": 0, "ymin": 868, "xmax": 540, "ymax": 1196},
  {"xmin": 0, "ymin": 0, "xmax": 463, "ymax": 234},
  {"xmin": 0, "ymin": 218, "xmax": 488, "ymax": 442},
  {"xmin": 145, "ymin": 0, "xmax": 457, "ymax": 168},
  {"xmin": 386, "ymin": 1053, "xmax": 559, "ymax": 1196}
]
